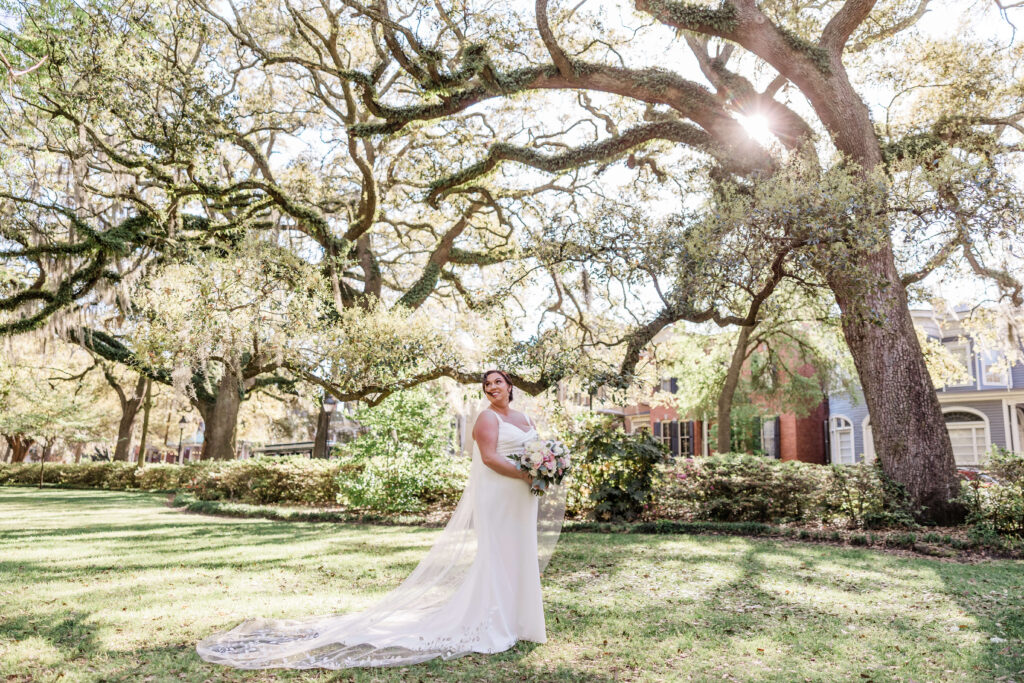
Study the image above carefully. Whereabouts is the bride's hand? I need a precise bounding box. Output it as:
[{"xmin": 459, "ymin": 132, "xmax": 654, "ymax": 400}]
[{"xmin": 519, "ymin": 470, "xmax": 534, "ymax": 484}]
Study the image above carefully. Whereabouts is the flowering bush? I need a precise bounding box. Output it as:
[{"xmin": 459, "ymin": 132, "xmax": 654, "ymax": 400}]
[{"xmin": 988, "ymin": 446, "xmax": 1024, "ymax": 485}]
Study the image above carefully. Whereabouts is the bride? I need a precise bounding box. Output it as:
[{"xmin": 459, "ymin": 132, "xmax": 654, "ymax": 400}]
[{"xmin": 196, "ymin": 369, "xmax": 565, "ymax": 669}]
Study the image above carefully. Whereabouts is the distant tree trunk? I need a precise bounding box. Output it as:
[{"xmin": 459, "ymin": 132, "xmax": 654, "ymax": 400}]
[
  {"xmin": 199, "ymin": 369, "xmax": 242, "ymax": 460},
  {"xmin": 38, "ymin": 438, "xmax": 55, "ymax": 488},
  {"xmin": 136, "ymin": 379, "xmax": 152, "ymax": 466},
  {"xmin": 0, "ymin": 438, "xmax": 9, "ymax": 463},
  {"xmin": 109, "ymin": 374, "xmax": 147, "ymax": 461},
  {"xmin": 312, "ymin": 401, "xmax": 330, "ymax": 459},
  {"xmin": 6, "ymin": 435, "xmax": 32, "ymax": 463},
  {"xmin": 717, "ymin": 325, "xmax": 753, "ymax": 455},
  {"xmin": 73, "ymin": 442, "xmax": 84, "ymax": 464}
]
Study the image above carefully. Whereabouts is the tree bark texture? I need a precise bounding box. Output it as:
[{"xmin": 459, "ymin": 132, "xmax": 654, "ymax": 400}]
[
  {"xmin": 829, "ymin": 246, "xmax": 964, "ymax": 523},
  {"xmin": 136, "ymin": 379, "xmax": 152, "ymax": 465}
]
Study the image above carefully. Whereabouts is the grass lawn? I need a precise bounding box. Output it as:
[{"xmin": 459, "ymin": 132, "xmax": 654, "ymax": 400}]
[{"xmin": 1, "ymin": 488, "xmax": 1022, "ymax": 682}]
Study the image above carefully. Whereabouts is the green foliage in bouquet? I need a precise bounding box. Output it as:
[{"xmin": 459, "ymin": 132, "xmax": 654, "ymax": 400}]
[
  {"xmin": 335, "ymin": 387, "xmax": 468, "ymax": 513},
  {"xmin": 569, "ymin": 416, "xmax": 668, "ymax": 522}
]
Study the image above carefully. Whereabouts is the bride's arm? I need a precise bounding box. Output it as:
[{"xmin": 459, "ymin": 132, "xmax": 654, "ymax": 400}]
[{"xmin": 473, "ymin": 413, "xmax": 532, "ymax": 482}]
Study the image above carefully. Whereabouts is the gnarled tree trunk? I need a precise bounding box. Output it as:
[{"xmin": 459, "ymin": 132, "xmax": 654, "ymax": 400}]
[
  {"xmin": 830, "ymin": 247, "xmax": 963, "ymax": 523},
  {"xmin": 111, "ymin": 374, "xmax": 147, "ymax": 461},
  {"xmin": 198, "ymin": 369, "xmax": 242, "ymax": 460},
  {"xmin": 312, "ymin": 402, "xmax": 331, "ymax": 459},
  {"xmin": 5, "ymin": 435, "xmax": 32, "ymax": 463},
  {"xmin": 819, "ymin": 78, "xmax": 962, "ymax": 523}
]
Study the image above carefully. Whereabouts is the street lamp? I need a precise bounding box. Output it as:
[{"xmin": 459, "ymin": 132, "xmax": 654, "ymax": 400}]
[
  {"xmin": 177, "ymin": 416, "xmax": 188, "ymax": 465},
  {"xmin": 323, "ymin": 396, "xmax": 338, "ymax": 414}
]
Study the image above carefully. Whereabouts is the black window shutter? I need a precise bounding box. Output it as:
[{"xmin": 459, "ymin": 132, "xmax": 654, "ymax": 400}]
[
  {"xmin": 774, "ymin": 416, "xmax": 782, "ymax": 459},
  {"xmin": 688, "ymin": 420, "xmax": 696, "ymax": 455},
  {"xmin": 823, "ymin": 419, "xmax": 831, "ymax": 464},
  {"xmin": 669, "ymin": 421, "xmax": 680, "ymax": 457},
  {"xmin": 670, "ymin": 378, "xmax": 679, "ymax": 394}
]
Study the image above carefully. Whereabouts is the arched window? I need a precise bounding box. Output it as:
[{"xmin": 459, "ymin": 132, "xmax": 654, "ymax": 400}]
[
  {"xmin": 943, "ymin": 408, "xmax": 989, "ymax": 465},
  {"xmin": 829, "ymin": 415, "xmax": 855, "ymax": 464}
]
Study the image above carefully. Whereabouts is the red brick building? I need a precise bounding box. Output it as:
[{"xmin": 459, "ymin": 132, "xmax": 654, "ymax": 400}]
[{"xmin": 620, "ymin": 376, "xmax": 828, "ymax": 463}]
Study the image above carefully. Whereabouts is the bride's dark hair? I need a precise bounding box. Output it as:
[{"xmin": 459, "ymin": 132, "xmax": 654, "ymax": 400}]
[{"xmin": 481, "ymin": 369, "xmax": 514, "ymax": 402}]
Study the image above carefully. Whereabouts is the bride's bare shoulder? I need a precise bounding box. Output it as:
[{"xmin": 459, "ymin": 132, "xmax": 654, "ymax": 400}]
[{"xmin": 473, "ymin": 410, "xmax": 499, "ymax": 435}]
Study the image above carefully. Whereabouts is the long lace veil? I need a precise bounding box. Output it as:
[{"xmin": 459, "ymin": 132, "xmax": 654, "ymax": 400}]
[{"xmin": 196, "ymin": 394, "xmax": 567, "ymax": 669}]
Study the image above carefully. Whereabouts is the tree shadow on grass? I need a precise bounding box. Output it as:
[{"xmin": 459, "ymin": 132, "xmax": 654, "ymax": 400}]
[
  {"xmin": 932, "ymin": 559, "xmax": 1024, "ymax": 681},
  {"xmin": 0, "ymin": 609, "xmax": 100, "ymax": 660},
  {"xmin": 90, "ymin": 639, "xmax": 614, "ymax": 683},
  {"xmin": 546, "ymin": 535, "xmax": 1021, "ymax": 681},
  {"xmin": 0, "ymin": 487, "xmax": 167, "ymax": 509}
]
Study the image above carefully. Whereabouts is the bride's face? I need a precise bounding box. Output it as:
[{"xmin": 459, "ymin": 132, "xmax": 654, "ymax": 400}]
[{"xmin": 483, "ymin": 373, "xmax": 511, "ymax": 406}]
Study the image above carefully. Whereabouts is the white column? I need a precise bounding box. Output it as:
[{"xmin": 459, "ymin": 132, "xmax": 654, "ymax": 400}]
[
  {"xmin": 1003, "ymin": 400, "xmax": 1013, "ymax": 452},
  {"xmin": 1011, "ymin": 403, "xmax": 1022, "ymax": 453}
]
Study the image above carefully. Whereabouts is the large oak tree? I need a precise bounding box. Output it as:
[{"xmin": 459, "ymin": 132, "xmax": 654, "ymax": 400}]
[{"xmin": 316, "ymin": 0, "xmax": 1022, "ymax": 522}]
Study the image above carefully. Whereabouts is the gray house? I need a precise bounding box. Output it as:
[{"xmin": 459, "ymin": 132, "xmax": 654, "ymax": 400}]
[{"xmin": 828, "ymin": 309, "xmax": 1024, "ymax": 466}]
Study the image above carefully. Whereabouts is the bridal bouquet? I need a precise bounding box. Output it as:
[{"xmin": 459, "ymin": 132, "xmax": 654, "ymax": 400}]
[{"xmin": 513, "ymin": 438, "xmax": 572, "ymax": 496}]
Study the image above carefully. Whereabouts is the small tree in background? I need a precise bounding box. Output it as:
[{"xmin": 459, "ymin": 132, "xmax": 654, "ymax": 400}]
[{"xmin": 335, "ymin": 386, "xmax": 467, "ymax": 513}]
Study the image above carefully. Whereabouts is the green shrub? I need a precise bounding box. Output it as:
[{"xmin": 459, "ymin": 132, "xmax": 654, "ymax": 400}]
[
  {"xmin": 181, "ymin": 457, "xmax": 343, "ymax": 505},
  {"xmin": 823, "ymin": 462, "xmax": 917, "ymax": 529},
  {"xmin": 0, "ymin": 462, "xmax": 142, "ymax": 489},
  {"xmin": 957, "ymin": 477, "xmax": 1024, "ymax": 537},
  {"xmin": 567, "ymin": 419, "xmax": 668, "ymax": 522},
  {"xmin": 333, "ymin": 388, "xmax": 466, "ymax": 513},
  {"xmin": 135, "ymin": 465, "xmax": 186, "ymax": 491},
  {"xmin": 666, "ymin": 453, "xmax": 826, "ymax": 523},
  {"xmin": 988, "ymin": 446, "xmax": 1024, "ymax": 485},
  {"xmin": 1, "ymin": 463, "xmax": 48, "ymax": 485},
  {"xmin": 340, "ymin": 387, "xmax": 456, "ymax": 464},
  {"xmin": 336, "ymin": 452, "xmax": 469, "ymax": 513}
]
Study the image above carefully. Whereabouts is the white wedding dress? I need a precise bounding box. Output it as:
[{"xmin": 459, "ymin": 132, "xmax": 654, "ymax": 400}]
[{"xmin": 196, "ymin": 408, "xmax": 562, "ymax": 669}]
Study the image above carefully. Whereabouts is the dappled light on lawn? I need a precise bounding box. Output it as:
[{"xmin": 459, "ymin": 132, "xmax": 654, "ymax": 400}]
[{"xmin": 1, "ymin": 488, "xmax": 1021, "ymax": 681}]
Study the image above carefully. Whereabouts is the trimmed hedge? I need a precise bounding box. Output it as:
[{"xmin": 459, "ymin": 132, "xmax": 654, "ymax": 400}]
[
  {"xmin": 0, "ymin": 458, "xmax": 346, "ymax": 505},
  {"xmin": 655, "ymin": 454, "xmax": 917, "ymax": 529},
  {"xmin": 180, "ymin": 458, "xmax": 346, "ymax": 505},
  {"xmin": 0, "ymin": 462, "xmax": 159, "ymax": 490},
  {"xmin": 0, "ymin": 456, "xmax": 462, "ymax": 509}
]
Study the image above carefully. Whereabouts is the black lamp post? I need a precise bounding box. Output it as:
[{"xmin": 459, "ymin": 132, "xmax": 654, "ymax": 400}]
[{"xmin": 177, "ymin": 416, "xmax": 188, "ymax": 464}]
